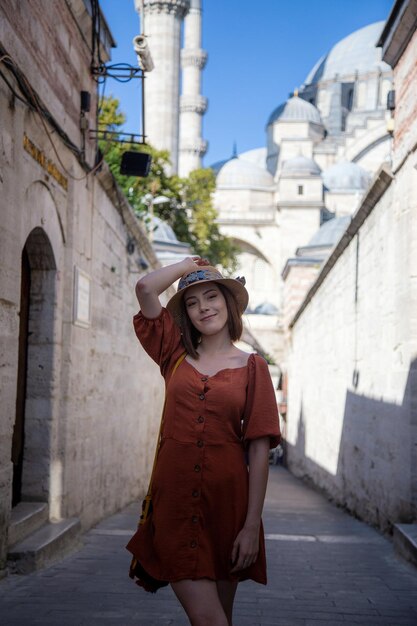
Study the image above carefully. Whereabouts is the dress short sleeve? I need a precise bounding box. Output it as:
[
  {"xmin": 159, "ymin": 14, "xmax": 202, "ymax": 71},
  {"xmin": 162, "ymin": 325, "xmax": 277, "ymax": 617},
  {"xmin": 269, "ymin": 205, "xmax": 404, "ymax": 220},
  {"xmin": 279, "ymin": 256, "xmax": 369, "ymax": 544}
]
[
  {"xmin": 133, "ymin": 307, "xmax": 185, "ymax": 378},
  {"xmin": 243, "ymin": 354, "xmax": 281, "ymax": 448}
]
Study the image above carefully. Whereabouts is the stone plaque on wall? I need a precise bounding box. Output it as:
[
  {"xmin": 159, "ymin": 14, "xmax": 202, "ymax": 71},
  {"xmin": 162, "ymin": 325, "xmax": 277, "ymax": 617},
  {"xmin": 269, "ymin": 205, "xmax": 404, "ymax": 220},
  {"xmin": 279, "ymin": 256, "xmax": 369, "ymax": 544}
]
[{"xmin": 73, "ymin": 266, "xmax": 91, "ymax": 328}]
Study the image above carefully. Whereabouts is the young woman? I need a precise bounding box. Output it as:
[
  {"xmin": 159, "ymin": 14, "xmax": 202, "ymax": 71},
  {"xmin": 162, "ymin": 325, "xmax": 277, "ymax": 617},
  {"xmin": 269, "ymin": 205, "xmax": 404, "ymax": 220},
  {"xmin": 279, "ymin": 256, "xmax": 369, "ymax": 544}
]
[{"xmin": 127, "ymin": 256, "xmax": 280, "ymax": 626}]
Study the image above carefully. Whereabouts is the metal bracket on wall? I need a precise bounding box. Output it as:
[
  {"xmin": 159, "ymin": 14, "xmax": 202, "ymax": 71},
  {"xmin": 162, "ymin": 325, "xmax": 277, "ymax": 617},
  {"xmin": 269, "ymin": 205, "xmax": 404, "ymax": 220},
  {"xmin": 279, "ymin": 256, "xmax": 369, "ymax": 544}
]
[
  {"xmin": 90, "ymin": 63, "xmax": 144, "ymax": 82},
  {"xmin": 89, "ymin": 130, "xmax": 146, "ymax": 146}
]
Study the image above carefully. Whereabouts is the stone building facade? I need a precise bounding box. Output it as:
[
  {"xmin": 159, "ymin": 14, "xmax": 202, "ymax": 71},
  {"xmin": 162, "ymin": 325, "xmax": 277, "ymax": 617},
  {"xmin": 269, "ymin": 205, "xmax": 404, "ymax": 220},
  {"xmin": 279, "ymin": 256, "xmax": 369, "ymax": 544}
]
[
  {"xmin": 285, "ymin": 0, "xmax": 417, "ymax": 531},
  {"xmin": 0, "ymin": 0, "xmax": 166, "ymax": 575}
]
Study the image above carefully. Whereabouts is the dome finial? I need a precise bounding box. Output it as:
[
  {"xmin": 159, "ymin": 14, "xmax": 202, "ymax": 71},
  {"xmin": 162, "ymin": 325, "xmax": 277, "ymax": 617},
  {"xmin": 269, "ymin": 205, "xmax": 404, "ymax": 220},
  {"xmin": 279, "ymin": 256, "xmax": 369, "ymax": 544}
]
[
  {"xmin": 232, "ymin": 141, "xmax": 238, "ymax": 159},
  {"xmin": 294, "ymin": 88, "xmax": 299, "ymax": 97}
]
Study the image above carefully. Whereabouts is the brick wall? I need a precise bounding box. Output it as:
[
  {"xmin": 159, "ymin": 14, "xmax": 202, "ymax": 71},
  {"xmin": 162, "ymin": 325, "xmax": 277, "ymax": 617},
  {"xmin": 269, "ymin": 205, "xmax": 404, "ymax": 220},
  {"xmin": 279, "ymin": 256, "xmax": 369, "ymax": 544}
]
[{"xmin": 392, "ymin": 28, "xmax": 417, "ymax": 167}]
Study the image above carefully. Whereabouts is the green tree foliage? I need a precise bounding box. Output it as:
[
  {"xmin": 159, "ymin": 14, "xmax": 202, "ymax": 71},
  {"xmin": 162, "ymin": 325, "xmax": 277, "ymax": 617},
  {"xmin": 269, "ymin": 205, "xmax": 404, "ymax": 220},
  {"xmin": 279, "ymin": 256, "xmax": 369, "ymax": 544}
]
[
  {"xmin": 98, "ymin": 96, "xmax": 126, "ymax": 130},
  {"xmin": 183, "ymin": 168, "xmax": 238, "ymax": 272},
  {"xmin": 98, "ymin": 96, "xmax": 238, "ymax": 272}
]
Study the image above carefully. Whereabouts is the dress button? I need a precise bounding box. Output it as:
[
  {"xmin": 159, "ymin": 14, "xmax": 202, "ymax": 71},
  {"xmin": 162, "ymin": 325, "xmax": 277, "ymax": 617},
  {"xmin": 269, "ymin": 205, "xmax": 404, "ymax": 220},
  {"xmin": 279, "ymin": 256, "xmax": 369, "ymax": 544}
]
[
  {"xmin": 192, "ymin": 515, "xmax": 198, "ymax": 524},
  {"xmin": 199, "ymin": 393, "xmax": 205, "ymax": 400},
  {"xmin": 190, "ymin": 540, "xmax": 197, "ymax": 548},
  {"xmin": 197, "ymin": 440, "xmax": 204, "ymax": 448},
  {"xmin": 192, "ymin": 490, "xmax": 199, "ymax": 498},
  {"xmin": 194, "ymin": 464, "xmax": 201, "ymax": 472},
  {"xmin": 201, "ymin": 377, "xmax": 208, "ymax": 382},
  {"xmin": 197, "ymin": 416, "xmax": 204, "ymax": 423}
]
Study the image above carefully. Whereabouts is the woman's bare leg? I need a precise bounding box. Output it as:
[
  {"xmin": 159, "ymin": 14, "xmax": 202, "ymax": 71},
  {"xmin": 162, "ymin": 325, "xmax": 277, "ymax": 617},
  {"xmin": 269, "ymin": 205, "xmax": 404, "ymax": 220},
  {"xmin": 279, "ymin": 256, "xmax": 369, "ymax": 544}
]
[
  {"xmin": 216, "ymin": 580, "xmax": 238, "ymax": 626},
  {"xmin": 171, "ymin": 579, "xmax": 229, "ymax": 626}
]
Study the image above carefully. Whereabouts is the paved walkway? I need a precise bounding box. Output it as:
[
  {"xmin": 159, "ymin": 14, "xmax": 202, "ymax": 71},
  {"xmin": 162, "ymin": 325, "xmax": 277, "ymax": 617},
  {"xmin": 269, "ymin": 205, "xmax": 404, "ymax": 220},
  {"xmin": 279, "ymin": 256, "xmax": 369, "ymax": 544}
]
[{"xmin": 1, "ymin": 466, "xmax": 417, "ymax": 625}]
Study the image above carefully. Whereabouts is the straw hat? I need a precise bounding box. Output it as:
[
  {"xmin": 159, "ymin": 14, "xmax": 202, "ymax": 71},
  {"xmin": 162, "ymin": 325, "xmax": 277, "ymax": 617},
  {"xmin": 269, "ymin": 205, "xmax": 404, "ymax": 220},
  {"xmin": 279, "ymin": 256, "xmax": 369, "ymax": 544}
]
[{"xmin": 166, "ymin": 266, "xmax": 249, "ymax": 325}]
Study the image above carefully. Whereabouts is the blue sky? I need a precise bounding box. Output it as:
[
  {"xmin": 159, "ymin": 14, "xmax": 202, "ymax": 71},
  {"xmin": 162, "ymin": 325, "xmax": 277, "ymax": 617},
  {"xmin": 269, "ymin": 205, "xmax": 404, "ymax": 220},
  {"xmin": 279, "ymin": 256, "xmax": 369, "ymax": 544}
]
[{"xmin": 99, "ymin": 0, "xmax": 393, "ymax": 167}]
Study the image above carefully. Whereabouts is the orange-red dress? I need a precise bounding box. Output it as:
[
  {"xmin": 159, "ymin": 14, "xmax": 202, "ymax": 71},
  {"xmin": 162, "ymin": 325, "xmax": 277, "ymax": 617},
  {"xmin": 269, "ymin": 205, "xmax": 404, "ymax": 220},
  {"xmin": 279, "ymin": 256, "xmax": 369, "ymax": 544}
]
[{"xmin": 130, "ymin": 307, "xmax": 280, "ymax": 585}]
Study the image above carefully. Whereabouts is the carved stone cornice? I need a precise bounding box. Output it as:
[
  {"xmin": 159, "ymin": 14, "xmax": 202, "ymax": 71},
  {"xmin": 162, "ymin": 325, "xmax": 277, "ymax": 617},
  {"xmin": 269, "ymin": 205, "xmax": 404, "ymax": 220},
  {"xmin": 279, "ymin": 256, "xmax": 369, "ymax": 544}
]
[
  {"xmin": 179, "ymin": 138, "xmax": 208, "ymax": 156},
  {"xmin": 181, "ymin": 48, "xmax": 208, "ymax": 69},
  {"xmin": 139, "ymin": 0, "xmax": 190, "ymax": 18},
  {"xmin": 180, "ymin": 94, "xmax": 207, "ymax": 114}
]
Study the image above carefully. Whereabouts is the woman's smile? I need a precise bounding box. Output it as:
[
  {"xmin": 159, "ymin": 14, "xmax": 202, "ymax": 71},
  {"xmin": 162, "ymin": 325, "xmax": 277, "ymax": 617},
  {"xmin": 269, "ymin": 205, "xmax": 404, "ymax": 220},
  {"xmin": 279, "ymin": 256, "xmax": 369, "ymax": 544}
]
[{"xmin": 200, "ymin": 313, "xmax": 217, "ymax": 322}]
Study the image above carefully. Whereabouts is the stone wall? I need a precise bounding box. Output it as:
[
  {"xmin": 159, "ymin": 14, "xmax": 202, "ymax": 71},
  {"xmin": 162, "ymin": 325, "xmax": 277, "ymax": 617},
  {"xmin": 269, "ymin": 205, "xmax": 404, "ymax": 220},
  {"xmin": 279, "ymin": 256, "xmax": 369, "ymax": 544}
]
[
  {"xmin": 285, "ymin": 5, "xmax": 417, "ymax": 533},
  {"xmin": 0, "ymin": 0, "xmax": 166, "ymax": 574},
  {"xmin": 286, "ymin": 159, "xmax": 417, "ymax": 530},
  {"xmin": 0, "ymin": 0, "xmax": 99, "ymax": 167},
  {"xmin": 282, "ymin": 264, "xmax": 320, "ymax": 333}
]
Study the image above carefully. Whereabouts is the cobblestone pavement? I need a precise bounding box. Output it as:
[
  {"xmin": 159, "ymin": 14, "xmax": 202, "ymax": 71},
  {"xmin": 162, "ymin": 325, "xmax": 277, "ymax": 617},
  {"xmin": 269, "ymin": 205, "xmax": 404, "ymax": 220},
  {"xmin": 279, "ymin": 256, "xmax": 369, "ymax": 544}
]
[{"xmin": 1, "ymin": 466, "xmax": 417, "ymax": 625}]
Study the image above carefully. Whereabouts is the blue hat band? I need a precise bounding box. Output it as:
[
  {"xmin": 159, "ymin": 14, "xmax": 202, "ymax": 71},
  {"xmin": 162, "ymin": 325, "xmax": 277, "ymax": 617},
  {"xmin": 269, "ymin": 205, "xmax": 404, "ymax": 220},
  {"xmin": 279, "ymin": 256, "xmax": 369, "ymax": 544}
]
[{"xmin": 178, "ymin": 269, "xmax": 223, "ymax": 292}]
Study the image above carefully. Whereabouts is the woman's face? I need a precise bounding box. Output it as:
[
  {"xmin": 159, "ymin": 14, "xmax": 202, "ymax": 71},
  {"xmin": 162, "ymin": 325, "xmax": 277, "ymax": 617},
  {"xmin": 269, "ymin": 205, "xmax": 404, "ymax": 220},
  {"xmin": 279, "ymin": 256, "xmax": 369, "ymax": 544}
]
[{"xmin": 183, "ymin": 282, "xmax": 228, "ymax": 336}]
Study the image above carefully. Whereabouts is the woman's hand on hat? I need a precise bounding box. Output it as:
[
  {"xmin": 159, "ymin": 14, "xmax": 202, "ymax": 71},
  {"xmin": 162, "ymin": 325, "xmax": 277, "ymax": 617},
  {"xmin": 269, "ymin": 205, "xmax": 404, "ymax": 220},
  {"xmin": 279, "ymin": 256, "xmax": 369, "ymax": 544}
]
[
  {"xmin": 182, "ymin": 256, "xmax": 201, "ymax": 274},
  {"xmin": 183, "ymin": 256, "xmax": 210, "ymax": 273},
  {"xmin": 194, "ymin": 257, "xmax": 210, "ymax": 267}
]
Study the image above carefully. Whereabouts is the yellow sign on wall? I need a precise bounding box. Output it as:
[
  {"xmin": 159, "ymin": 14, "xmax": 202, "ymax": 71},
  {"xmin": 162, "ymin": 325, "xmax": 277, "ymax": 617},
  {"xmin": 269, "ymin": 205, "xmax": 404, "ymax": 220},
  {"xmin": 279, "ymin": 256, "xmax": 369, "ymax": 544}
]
[{"xmin": 23, "ymin": 133, "xmax": 68, "ymax": 191}]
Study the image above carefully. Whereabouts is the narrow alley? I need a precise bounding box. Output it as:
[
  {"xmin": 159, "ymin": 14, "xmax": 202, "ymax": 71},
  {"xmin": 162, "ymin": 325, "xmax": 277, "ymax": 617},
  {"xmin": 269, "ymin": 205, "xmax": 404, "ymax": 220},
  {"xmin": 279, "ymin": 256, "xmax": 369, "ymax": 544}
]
[{"xmin": 1, "ymin": 466, "xmax": 416, "ymax": 626}]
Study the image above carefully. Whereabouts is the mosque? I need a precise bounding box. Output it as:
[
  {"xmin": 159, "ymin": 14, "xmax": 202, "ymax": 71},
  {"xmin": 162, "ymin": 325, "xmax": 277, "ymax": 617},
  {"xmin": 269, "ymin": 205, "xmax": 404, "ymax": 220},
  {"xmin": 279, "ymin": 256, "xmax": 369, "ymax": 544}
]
[
  {"xmin": 211, "ymin": 21, "xmax": 393, "ymax": 359},
  {"xmin": 136, "ymin": 2, "xmax": 393, "ymax": 360}
]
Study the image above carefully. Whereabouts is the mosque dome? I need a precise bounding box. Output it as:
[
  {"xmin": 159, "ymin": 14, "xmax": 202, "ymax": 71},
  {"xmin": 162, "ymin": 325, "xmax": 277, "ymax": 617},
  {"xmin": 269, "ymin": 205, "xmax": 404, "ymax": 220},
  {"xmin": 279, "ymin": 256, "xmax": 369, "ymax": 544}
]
[
  {"xmin": 239, "ymin": 147, "xmax": 267, "ymax": 169},
  {"xmin": 304, "ymin": 22, "xmax": 390, "ymax": 85},
  {"xmin": 211, "ymin": 148, "xmax": 267, "ymax": 176},
  {"xmin": 217, "ymin": 157, "xmax": 274, "ymax": 188},
  {"xmin": 281, "ymin": 155, "xmax": 321, "ymax": 177},
  {"xmin": 322, "ymin": 161, "xmax": 370, "ymax": 192},
  {"xmin": 210, "ymin": 158, "xmax": 230, "ymax": 175},
  {"xmin": 307, "ymin": 216, "xmax": 351, "ymax": 247},
  {"xmin": 267, "ymin": 95, "xmax": 323, "ymax": 127}
]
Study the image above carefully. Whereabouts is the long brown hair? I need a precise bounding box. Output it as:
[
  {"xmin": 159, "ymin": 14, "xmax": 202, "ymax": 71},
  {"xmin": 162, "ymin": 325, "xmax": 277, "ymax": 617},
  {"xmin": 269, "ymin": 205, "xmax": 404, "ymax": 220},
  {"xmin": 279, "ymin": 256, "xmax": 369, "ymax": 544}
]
[{"xmin": 179, "ymin": 283, "xmax": 243, "ymax": 359}]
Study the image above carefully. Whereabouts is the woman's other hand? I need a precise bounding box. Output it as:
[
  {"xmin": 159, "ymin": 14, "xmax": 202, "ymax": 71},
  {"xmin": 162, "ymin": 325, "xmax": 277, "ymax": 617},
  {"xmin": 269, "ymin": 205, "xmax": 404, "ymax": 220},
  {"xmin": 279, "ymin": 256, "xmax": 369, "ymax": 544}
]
[{"xmin": 230, "ymin": 524, "xmax": 260, "ymax": 573}]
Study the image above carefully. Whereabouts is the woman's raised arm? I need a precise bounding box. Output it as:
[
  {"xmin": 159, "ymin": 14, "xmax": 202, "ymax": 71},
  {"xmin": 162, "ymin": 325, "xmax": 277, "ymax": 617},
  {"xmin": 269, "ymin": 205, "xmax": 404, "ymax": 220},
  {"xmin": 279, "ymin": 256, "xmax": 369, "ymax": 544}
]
[{"xmin": 135, "ymin": 256, "xmax": 201, "ymax": 319}]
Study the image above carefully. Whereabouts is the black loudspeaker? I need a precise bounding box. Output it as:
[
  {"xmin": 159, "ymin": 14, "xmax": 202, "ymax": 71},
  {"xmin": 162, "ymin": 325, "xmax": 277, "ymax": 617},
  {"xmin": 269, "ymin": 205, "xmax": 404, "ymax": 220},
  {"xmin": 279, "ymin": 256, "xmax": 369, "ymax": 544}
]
[
  {"xmin": 80, "ymin": 91, "xmax": 91, "ymax": 113},
  {"xmin": 120, "ymin": 151, "xmax": 152, "ymax": 177}
]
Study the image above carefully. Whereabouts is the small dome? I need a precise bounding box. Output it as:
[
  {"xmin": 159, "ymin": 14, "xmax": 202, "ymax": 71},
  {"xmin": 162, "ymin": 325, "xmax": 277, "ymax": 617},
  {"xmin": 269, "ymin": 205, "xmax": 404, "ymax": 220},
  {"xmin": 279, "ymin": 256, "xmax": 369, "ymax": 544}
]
[
  {"xmin": 304, "ymin": 22, "xmax": 390, "ymax": 85},
  {"xmin": 254, "ymin": 302, "xmax": 279, "ymax": 315},
  {"xmin": 267, "ymin": 95, "xmax": 323, "ymax": 127},
  {"xmin": 308, "ymin": 216, "xmax": 351, "ymax": 247},
  {"xmin": 152, "ymin": 215, "xmax": 179, "ymax": 243},
  {"xmin": 217, "ymin": 158, "xmax": 274, "ymax": 188},
  {"xmin": 322, "ymin": 160, "xmax": 370, "ymax": 191},
  {"xmin": 281, "ymin": 155, "xmax": 321, "ymax": 177}
]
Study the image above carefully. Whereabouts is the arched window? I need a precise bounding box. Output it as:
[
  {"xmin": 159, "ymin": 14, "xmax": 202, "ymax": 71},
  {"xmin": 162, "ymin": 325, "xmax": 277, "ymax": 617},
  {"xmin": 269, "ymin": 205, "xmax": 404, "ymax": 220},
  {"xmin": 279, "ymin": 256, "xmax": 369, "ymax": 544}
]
[{"xmin": 347, "ymin": 89, "xmax": 354, "ymax": 111}]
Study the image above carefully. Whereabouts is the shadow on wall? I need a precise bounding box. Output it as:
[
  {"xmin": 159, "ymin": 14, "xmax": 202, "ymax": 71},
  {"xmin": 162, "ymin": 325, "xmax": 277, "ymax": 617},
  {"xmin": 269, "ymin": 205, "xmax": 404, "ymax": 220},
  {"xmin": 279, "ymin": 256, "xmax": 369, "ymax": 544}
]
[{"xmin": 286, "ymin": 358, "xmax": 417, "ymax": 532}]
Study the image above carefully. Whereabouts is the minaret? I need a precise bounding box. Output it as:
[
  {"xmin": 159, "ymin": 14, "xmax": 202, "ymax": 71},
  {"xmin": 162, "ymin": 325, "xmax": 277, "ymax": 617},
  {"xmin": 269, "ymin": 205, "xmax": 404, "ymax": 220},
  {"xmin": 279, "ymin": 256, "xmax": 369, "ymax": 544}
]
[
  {"xmin": 134, "ymin": 0, "xmax": 190, "ymax": 174},
  {"xmin": 178, "ymin": 0, "xmax": 207, "ymax": 177}
]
